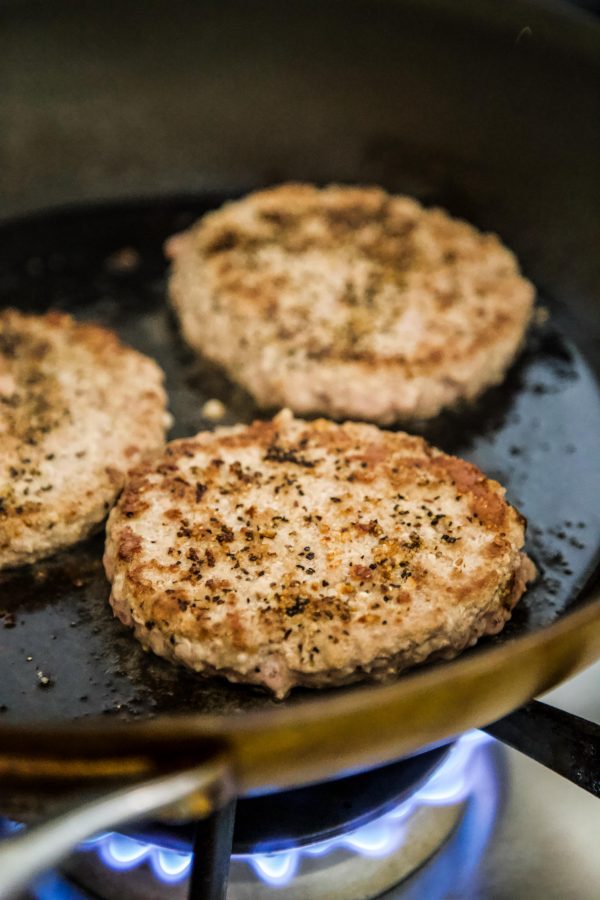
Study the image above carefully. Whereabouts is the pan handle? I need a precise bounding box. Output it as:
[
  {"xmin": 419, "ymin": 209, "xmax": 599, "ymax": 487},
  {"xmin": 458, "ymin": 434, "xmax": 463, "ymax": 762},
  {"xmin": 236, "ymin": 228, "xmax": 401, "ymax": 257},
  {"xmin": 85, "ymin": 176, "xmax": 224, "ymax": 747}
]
[
  {"xmin": 483, "ymin": 699, "xmax": 600, "ymax": 797},
  {"xmin": 0, "ymin": 750, "xmax": 235, "ymax": 900}
]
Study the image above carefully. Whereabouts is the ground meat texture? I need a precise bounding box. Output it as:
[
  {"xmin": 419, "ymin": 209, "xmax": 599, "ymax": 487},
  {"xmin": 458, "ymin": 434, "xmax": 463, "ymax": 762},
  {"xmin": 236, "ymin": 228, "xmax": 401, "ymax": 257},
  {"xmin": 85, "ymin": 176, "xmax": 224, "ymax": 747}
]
[
  {"xmin": 0, "ymin": 309, "xmax": 171, "ymax": 569},
  {"xmin": 104, "ymin": 409, "xmax": 535, "ymax": 698},
  {"xmin": 166, "ymin": 183, "xmax": 534, "ymax": 423}
]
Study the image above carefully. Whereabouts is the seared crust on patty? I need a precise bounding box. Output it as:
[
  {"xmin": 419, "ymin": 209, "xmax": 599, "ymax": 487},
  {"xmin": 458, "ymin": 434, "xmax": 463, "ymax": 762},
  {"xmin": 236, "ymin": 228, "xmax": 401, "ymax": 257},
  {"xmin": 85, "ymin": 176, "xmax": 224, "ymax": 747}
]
[
  {"xmin": 104, "ymin": 409, "xmax": 535, "ymax": 698},
  {"xmin": 0, "ymin": 309, "xmax": 171, "ymax": 569},
  {"xmin": 167, "ymin": 183, "xmax": 535, "ymax": 423}
]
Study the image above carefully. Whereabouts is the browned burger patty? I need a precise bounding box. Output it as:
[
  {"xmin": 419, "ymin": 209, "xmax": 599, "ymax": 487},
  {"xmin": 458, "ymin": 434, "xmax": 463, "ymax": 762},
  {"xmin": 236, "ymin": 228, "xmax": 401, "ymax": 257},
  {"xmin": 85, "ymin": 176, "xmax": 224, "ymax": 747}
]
[
  {"xmin": 0, "ymin": 309, "xmax": 171, "ymax": 569},
  {"xmin": 166, "ymin": 183, "xmax": 535, "ymax": 423},
  {"xmin": 104, "ymin": 409, "xmax": 535, "ymax": 698}
]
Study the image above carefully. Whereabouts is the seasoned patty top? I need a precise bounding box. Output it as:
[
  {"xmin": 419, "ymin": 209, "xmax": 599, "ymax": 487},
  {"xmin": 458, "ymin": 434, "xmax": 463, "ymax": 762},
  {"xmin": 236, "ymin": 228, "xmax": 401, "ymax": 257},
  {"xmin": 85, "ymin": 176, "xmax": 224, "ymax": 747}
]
[
  {"xmin": 0, "ymin": 309, "xmax": 170, "ymax": 568},
  {"xmin": 174, "ymin": 182, "xmax": 534, "ymax": 373},
  {"xmin": 105, "ymin": 410, "xmax": 532, "ymax": 697}
]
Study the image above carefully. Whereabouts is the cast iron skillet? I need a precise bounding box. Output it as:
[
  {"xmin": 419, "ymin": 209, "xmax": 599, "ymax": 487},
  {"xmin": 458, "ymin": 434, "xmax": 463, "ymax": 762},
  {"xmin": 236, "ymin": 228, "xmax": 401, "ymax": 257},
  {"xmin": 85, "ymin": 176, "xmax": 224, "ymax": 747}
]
[
  {"xmin": 0, "ymin": 0, "xmax": 598, "ymax": 895},
  {"xmin": 0, "ymin": 196, "xmax": 598, "ymax": 729}
]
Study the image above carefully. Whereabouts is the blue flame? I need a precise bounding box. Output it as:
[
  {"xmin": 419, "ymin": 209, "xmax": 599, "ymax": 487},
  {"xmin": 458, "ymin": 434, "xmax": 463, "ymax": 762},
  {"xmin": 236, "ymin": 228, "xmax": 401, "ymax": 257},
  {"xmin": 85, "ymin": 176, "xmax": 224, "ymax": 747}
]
[
  {"xmin": 99, "ymin": 833, "xmax": 150, "ymax": 868},
  {"xmin": 152, "ymin": 849, "xmax": 192, "ymax": 882},
  {"xmin": 78, "ymin": 731, "xmax": 497, "ymax": 890},
  {"xmin": 250, "ymin": 851, "xmax": 300, "ymax": 885}
]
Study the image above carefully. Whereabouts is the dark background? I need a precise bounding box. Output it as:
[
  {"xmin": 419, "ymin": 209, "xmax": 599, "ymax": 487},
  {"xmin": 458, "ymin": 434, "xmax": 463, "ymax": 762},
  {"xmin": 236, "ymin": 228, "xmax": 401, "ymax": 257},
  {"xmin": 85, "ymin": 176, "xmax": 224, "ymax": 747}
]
[{"xmin": 0, "ymin": 0, "xmax": 598, "ymax": 369}]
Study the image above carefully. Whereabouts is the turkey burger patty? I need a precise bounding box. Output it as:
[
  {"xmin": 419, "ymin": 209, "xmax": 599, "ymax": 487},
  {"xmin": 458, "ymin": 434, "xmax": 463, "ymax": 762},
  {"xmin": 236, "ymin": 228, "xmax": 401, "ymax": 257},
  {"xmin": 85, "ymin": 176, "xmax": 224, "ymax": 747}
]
[
  {"xmin": 167, "ymin": 183, "xmax": 535, "ymax": 423},
  {"xmin": 0, "ymin": 309, "xmax": 171, "ymax": 569},
  {"xmin": 104, "ymin": 409, "xmax": 535, "ymax": 698}
]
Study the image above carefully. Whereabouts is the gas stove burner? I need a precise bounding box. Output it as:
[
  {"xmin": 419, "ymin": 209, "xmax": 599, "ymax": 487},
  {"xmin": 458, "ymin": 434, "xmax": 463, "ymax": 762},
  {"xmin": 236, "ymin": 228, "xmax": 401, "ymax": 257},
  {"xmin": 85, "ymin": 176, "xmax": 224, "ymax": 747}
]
[
  {"xmin": 44, "ymin": 732, "xmax": 499, "ymax": 900},
  {"xmin": 111, "ymin": 739, "xmax": 451, "ymax": 856}
]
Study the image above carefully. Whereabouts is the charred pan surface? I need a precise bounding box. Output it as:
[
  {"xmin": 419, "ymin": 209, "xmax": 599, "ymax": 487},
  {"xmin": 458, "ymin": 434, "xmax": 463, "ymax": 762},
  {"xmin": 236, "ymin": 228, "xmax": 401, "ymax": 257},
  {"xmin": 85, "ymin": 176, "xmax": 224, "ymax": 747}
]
[
  {"xmin": 167, "ymin": 183, "xmax": 534, "ymax": 423},
  {"xmin": 104, "ymin": 409, "xmax": 535, "ymax": 698},
  {"xmin": 0, "ymin": 309, "xmax": 171, "ymax": 569}
]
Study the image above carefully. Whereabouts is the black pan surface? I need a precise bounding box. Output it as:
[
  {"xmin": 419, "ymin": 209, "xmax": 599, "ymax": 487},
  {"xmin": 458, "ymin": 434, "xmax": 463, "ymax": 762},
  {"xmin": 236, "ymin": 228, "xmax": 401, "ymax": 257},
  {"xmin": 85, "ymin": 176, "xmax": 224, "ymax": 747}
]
[{"xmin": 0, "ymin": 196, "xmax": 599, "ymax": 725}]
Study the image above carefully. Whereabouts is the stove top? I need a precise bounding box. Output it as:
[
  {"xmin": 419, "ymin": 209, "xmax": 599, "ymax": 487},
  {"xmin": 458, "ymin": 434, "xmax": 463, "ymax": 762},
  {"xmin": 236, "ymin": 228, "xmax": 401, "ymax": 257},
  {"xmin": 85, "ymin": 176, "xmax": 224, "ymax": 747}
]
[
  {"xmin": 19, "ymin": 662, "xmax": 598, "ymax": 899},
  {"xmin": 25, "ymin": 732, "xmax": 497, "ymax": 900}
]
